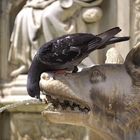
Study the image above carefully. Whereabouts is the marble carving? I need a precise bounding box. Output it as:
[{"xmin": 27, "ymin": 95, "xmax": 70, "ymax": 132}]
[{"xmin": 8, "ymin": 0, "xmax": 103, "ymax": 77}]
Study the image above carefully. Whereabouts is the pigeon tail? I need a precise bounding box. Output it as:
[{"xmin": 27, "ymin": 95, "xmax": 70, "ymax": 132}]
[{"xmin": 88, "ymin": 27, "xmax": 129, "ymax": 52}]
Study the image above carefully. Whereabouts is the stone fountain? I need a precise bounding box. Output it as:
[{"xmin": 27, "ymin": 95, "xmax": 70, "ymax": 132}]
[{"xmin": 0, "ymin": 0, "xmax": 137, "ymax": 139}]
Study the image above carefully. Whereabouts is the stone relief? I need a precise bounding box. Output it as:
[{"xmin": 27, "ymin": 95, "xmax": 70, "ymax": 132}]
[{"xmin": 8, "ymin": 0, "xmax": 103, "ymax": 78}]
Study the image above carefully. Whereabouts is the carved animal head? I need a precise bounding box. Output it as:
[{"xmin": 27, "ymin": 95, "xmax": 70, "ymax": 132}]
[{"xmin": 40, "ymin": 45, "xmax": 140, "ymax": 140}]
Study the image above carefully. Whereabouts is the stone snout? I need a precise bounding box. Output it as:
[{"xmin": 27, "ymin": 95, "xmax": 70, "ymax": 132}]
[{"xmin": 41, "ymin": 45, "xmax": 140, "ymax": 140}]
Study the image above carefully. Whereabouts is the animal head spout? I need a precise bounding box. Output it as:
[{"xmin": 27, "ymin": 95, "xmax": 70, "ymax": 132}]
[{"xmin": 41, "ymin": 45, "xmax": 140, "ymax": 140}]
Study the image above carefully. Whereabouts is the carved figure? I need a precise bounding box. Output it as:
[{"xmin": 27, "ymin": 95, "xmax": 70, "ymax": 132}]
[
  {"xmin": 41, "ymin": 44, "xmax": 140, "ymax": 140},
  {"xmin": 8, "ymin": 0, "xmax": 103, "ymax": 77}
]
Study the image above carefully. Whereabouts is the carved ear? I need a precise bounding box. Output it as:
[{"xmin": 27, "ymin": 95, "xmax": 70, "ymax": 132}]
[
  {"xmin": 59, "ymin": 0, "xmax": 73, "ymax": 8},
  {"xmin": 124, "ymin": 43, "xmax": 140, "ymax": 86},
  {"xmin": 90, "ymin": 69, "xmax": 106, "ymax": 84}
]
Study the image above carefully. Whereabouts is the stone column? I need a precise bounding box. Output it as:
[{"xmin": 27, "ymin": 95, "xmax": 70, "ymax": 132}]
[
  {"xmin": 115, "ymin": 0, "xmax": 130, "ymax": 59},
  {"xmin": 0, "ymin": 0, "xmax": 11, "ymax": 81}
]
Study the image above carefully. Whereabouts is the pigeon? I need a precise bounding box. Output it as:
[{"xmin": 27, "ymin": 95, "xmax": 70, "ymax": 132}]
[{"xmin": 27, "ymin": 27, "xmax": 130, "ymax": 99}]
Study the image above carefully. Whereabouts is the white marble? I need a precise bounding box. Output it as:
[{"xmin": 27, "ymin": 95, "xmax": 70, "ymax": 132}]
[{"xmin": 8, "ymin": 0, "xmax": 103, "ymax": 77}]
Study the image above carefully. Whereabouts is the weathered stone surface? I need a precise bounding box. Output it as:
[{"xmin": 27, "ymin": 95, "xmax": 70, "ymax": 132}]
[
  {"xmin": 0, "ymin": 113, "xmax": 86, "ymax": 140},
  {"xmin": 40, "ymin": 45, "xmax": 140, "ymax": 140}
]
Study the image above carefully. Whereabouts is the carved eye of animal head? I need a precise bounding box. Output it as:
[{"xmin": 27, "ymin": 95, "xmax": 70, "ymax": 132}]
[{"xmin": 90, "ymin": 69, "xmax": 106, "ymax": 84}]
